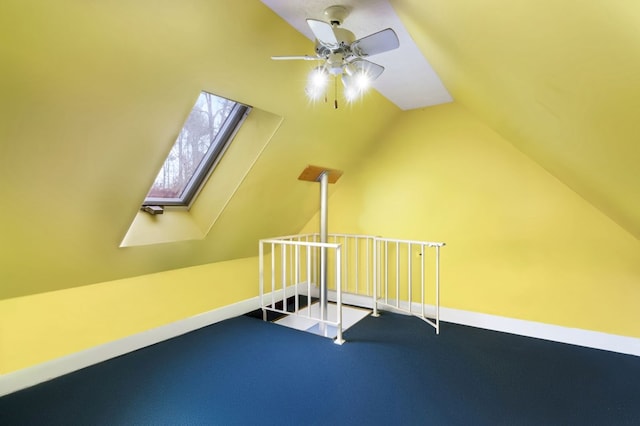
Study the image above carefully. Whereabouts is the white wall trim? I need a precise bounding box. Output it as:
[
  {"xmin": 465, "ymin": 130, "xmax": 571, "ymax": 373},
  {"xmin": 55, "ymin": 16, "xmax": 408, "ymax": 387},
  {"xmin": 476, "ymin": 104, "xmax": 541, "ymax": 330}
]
[
  {"xmin": 307, "ymin": 288, "xmax": 640, "ymax": 357},
  {"xmin": 3, "ymin": 291, "xmax": 638, "ymax": 397},
  {"xmin": 0, "ymin": 297, "xmax": 261, "ymax": 397},
  {"xmin": 303, "ymin": 288, "xmax": 640, "ymax": 357},
  {"xmin": 437, "ymin": 306, "xmax": 640, "ymax": 357},
  {"xmin": 358, "ymin": 297, "xmax": 640, "ymax": 357}
]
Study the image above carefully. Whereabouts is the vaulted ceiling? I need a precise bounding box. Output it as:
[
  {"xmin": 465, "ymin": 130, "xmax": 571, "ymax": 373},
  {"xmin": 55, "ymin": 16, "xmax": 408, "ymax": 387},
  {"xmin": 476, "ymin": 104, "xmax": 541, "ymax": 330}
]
[
  {"xmin": 1, "ymin": 0, "xmax": 638, "ymax": 299},
  {"xmin": 390, "ymin": 0, "xmax": 640, "ymax": 238}
]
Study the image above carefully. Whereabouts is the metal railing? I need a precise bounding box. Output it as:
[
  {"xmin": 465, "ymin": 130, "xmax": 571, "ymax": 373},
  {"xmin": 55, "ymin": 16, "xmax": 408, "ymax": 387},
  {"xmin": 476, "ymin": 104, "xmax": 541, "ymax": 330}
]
[{"xmin": 259, "ymin": 234, "xmax": 444, "ymax": 342}]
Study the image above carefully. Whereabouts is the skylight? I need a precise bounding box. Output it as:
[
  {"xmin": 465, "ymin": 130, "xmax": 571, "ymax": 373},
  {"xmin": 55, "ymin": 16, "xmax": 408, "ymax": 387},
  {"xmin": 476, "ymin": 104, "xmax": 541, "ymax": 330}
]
[{"xmin": 143, "ymin": 91, "xmax": 249, "ymax": 208}]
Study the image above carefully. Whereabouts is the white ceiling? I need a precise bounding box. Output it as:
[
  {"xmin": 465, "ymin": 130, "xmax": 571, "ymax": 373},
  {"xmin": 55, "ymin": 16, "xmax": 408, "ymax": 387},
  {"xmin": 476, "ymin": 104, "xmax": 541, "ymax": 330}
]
[{"xmin": 261, "ymin": 0, "xmax": 452, "ymax": 110}]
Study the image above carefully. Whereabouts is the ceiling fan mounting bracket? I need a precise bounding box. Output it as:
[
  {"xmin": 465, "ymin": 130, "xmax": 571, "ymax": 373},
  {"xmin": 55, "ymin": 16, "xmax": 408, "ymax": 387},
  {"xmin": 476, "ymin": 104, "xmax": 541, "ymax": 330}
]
[{"xmin": 324, "ymin": 5, "xmax": 349, "ymax": 26}]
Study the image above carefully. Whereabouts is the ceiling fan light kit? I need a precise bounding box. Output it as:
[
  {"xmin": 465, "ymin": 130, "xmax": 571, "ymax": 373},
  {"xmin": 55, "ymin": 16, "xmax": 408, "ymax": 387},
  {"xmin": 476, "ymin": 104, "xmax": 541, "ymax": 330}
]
[{"xmin": 272, "ymin": 5, "xmax": 400, "ymax": 108}]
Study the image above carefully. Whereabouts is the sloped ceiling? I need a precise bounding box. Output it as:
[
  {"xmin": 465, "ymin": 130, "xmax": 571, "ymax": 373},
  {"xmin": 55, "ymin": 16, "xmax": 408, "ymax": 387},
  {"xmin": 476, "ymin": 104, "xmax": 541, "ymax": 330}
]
[
  {"xmin": 260, "ymin": 0, "xmax": 452, "ymax": 109},
  {"xmin": 0, "ymin": 0, "xmax": 400, "ymax": 298},
  {"xmin": 390, "ymin": 0, "xmax": 640, "ymax": 238},
  {"xmin": 1, "ymin": 0, "xmax": 638, "ymax": 299}
]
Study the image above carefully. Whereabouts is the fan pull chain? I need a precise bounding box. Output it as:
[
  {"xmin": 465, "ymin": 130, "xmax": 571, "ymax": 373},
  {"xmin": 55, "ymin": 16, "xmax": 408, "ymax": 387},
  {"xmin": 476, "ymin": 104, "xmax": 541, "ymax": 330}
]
[{"xmin": 334, "ymin": 76, "xmax": 339, "ymax": 109}]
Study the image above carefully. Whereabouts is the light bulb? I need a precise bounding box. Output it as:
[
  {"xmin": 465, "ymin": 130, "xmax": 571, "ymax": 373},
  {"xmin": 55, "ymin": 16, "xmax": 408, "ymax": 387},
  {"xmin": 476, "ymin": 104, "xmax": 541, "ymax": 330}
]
[
  {"xmin": 305, "ymin": 85, "xmax": 323, "ymax": 100},
  {"xmin": 306, "ymin": 67, "xmax": 329, "ymax": 100},
  {"xmin": 341, "ymin": 74, "xmax": 361, "ymax": 103},
  {"xmin": 344, "ymin": 86, "xmax": 360, "ymax": 102},
  {"xmin": 354, "ymin": 72, "xmax": 371, "ymax": 91}
]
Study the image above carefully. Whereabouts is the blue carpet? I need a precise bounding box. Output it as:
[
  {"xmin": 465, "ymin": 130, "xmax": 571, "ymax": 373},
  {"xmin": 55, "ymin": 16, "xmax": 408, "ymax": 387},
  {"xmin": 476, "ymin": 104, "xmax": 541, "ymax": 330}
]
[{"xmin": 1, "ymin": 312, "xmax": 639, "ymax": 425}]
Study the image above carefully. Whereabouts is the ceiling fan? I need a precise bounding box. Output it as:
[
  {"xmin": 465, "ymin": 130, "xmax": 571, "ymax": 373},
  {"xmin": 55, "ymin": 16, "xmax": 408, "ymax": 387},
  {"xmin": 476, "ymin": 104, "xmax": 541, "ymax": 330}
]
[{"xmin": 272, "ymin": 5, "xmax": 400, "ymax": 107}]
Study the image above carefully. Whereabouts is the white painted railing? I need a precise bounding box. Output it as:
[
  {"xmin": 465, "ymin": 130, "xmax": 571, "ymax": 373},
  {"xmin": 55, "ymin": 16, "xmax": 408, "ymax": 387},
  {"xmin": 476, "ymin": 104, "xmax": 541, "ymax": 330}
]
[
  {"xmin": 374, "ymin": 237, "xmax": 445, "ymax": 334},
  {"xmin": 259, "ymin": 235, "xmax": 346, "ymax": 344},
  {"xmin": 259, "ymin": 234, "xmax": 445, "ymax": 342}
]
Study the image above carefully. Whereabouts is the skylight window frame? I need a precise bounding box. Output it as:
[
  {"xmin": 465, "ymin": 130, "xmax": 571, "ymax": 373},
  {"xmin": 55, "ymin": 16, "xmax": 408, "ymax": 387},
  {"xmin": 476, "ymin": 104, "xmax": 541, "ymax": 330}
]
[{"xmin": 142, "ymin": 95, "xmax": 250, "ymax": 209}]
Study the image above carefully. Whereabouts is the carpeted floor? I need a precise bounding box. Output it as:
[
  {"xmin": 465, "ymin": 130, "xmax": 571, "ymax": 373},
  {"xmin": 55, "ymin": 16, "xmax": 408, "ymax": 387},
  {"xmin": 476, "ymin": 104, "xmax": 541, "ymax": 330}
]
[{"xmin": 1, "ymin": 311, "xmax": 639, "ymax": 425}]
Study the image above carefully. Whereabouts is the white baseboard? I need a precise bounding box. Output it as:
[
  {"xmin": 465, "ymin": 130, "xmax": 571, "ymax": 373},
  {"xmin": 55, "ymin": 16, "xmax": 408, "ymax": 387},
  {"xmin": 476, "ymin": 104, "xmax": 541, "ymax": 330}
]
[
  {"xmin": 438, "ymin": 306, "xmax": 640, "ymax": 357},
  {"xmin": 3, "ymin": 291, "xmax": 638, "ymax": 397},
  {"xmin": 305, "ymin": 289, "xmax": 640, "ymax": 357},
  {"xmin": 351, "ymin": 297, "xmax": 640, "ymax": 357},
  {"xmin": 0, "ymin": 296, "xmax": 261, "ymax": 397}
]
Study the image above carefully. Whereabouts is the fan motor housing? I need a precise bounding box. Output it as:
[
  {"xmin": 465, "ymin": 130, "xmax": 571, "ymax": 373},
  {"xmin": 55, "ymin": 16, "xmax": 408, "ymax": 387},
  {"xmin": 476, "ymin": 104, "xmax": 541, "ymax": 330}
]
[
  {"xmin": 315, "ymin": 27, "xmax": 355, "ymax": 58},
  {"xmin": 334, "ymin": 27, "xmax": 355, "ymax": 45}
]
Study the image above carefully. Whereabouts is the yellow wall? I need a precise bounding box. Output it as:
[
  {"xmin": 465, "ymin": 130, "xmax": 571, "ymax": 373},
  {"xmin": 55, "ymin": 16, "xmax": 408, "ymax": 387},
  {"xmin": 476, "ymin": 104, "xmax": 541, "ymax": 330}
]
[
  {"xmin": 121, "ymin": 107, "xmax": 283, "ymax": 247},
  {"xmin": 391, "ymin": 0, "xmax": 640, "ymax": 239},
  {"xmin": 3, "ymin": 98, "xmax": 638, "ymax": 377},
  {"xmin": 0, "ymin": 0, "xmax": 400, "ymax": 375},
  {"xmin": 303, "ymin": 103, "xmax": 640, "ymax": 338},
  {"xmin": 0, "ymin": 256, "xmax": 258, "ymax": 374},
  {"xmin": 2, "ymin": 0, "xmax": 639, "ymax": 377},
  {"xmin": 0, "ymin": 0, "xmax": 401, "ymax": 300}
]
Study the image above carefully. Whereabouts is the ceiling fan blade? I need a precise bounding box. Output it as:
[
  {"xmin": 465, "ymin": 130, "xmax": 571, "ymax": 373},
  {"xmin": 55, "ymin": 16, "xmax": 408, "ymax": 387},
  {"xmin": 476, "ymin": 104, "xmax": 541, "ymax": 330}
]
[
  {"xmin": 307, "ymin": 18, "xmax": 338, "ymax": 47},
  {"xmin": 271, "ymin": 55, "xmax": 322, "ymax": 61},
  {"xmin": 348, "ymin": 59, "xmax": 385, "ymax": 80},
  {"xmin": 351, "ymin": 28, "xmax": 399, "ymax": 57}
]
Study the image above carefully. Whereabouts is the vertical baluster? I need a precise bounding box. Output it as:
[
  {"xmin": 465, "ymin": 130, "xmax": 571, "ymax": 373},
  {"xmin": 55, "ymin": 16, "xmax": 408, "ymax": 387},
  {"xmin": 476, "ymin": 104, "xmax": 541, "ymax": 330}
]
[
  {"xmin": 373, "ymin": 238, "xmax": 378, "ymax": 317},
  {"xmin": 295, "ymin": 243, "xmax": 300, "ymax": 314},
  {"xmin": 271, "ymin": 243, "xmax": 275, "ymax": 309},
  {"xmin": 307, "ymin": 244, "xmax": 312, "ymax": 316},
  {"xmin": 289, "ymin": 240, "xmax": 294, "ymax": 294},
  {"xmin": 408, "ymin": 243, "xmax": 412, "ymax": 314},
  {"xmin": 396, "ymin": 241, "xmax": 400, "ymax": 309},
  {"xmin": 259, "ymin": 242, "xmax": 265, "ymax": 321},
  {"xmin": 436, "ymin": 245, "xmax": 440, "ymax": 335},
  {"xmin": 370, "ymin": 237, "xmax": 374, "ymax": 297},
  {"xmin": 385, "ymin": 240, "xmax": 389, "ymax": 305},
  {"xmin": 355, "ymin": 237, "xmax": 360, "ymax": 295},
  {"xmin": 335, "ymin": 245, "xmax": 344, "ymax": 344},
  {"xmin": 365, "ymin": 237, "xmax": 370, "ymax": 296},
  {"xmin": 281, "ymin": 243, "xmax": 286, "ymax": 312},
  {"xmin": 421, "ymin": 244, "xmax": 425, "ymax": 319},
  {"xmin": 344, "ymin": 236, "xmax": 348, "ymax": 294}
]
